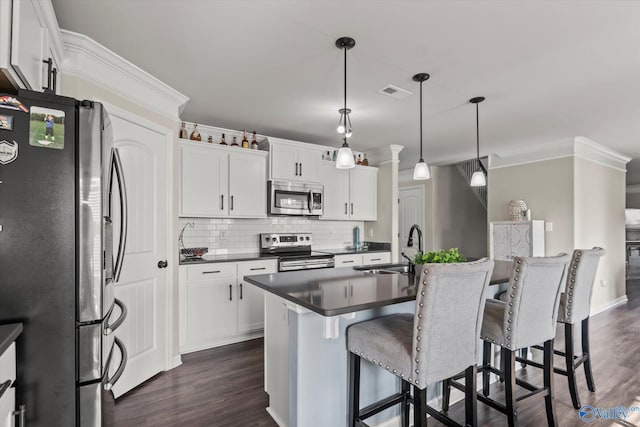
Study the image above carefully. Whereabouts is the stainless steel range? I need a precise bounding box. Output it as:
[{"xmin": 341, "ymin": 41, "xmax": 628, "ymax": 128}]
[{"xmin": 260, "ymin": 233, "xmax": 335, "ymax": 271}]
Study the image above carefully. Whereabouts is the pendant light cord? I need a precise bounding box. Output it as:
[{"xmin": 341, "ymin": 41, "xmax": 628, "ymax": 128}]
[
  {"xmin": 419, "ymin": 80, "xmax": 423, "ymax": 161},
  {"xmin": 476, "ymin": 102, "xmax": 480, "ymax": 160},
  {"xmin": 344, "ymin": 46, "xmax": 347, "ymax": 129}
]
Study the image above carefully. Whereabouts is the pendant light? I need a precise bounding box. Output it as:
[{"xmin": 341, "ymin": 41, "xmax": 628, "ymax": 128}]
[
  {"xmin": 412, "ymin": 73, "xmax": 430, "ymax": 180},
  {"xmin": 469, "ymin": 96, "xmax": 487, "ymax": 187},
  {"xmin": 335, "ymin": 36, "xmax": 355, "ymax": 169}
]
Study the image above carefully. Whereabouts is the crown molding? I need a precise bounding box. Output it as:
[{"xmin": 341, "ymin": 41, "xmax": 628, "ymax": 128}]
[
  {"xmin": 627, "ymin": 184, "xmax": 640, "ymax": 194},
  {"xmin": 59, "ymin": 30, "xmax": 189, "ymax": 120},
  {"xmin": 368, "ymin": 144, "xmax": 404, "ymax": 166},
  {"xmin": 489, "ymin": 136, "xmax": 631, "ymax": 172}
]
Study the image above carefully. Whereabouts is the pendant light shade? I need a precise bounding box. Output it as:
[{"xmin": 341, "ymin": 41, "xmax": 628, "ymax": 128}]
[
  {"xmin": 412, "ymin": 73, "xmax": 430, "ymax": 180},
  {"xmin": 335, "ymin": 37, "xmax": 356, "ymax": 169},
  {"xmin": 469, "ymin": 96, "xmax": 487, "ymax": 187}
]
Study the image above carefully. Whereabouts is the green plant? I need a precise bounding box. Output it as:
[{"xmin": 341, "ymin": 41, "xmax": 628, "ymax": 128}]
[{"xmin": 413, "ymin": 248, "xmax": 466, "ymax": 264}]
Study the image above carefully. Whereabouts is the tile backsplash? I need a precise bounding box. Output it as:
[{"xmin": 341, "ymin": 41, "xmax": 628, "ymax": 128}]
[{"xmin": 178, "ymin": 217, "xmax": 366, "ymax": 254}]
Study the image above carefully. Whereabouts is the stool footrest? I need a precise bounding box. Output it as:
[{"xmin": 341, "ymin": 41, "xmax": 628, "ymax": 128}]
[
  {"xmin": 516, "ymin": 356, "xmax": 544, "ymax": 369},
  {"xmin": 358, "ymin": 392, "xmax": 407, "ymax": 421},
  {"xmin": 425, "ymin": 405, "xmax": 464, "ymax": 427},
  {"xmin": 516, "ymin": 386, "xmax": 550, "ymax": 402},
  {"xmin": 477, "ymin": 393, "xmax": 508, "ymax": 414}
]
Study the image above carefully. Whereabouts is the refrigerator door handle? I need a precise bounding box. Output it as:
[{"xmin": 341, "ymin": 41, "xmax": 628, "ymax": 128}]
[
  {"xmin": 109, "ymin": 147, "xmax": 128, "ymax": 283},
  {"xmin": 105, "ymin": 337, "xmax": 127, "ymax": 391},
  {"xmin": 104, "ymin": 299, "xmax": 127, "ymax": 335}
]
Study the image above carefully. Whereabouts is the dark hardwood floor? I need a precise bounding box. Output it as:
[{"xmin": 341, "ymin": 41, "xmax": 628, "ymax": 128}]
[{"xmin": 114, "ymin": 279, "xmax": 640, "ymax": 426}]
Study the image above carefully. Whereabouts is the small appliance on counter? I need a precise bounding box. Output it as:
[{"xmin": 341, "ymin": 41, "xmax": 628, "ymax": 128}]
[{"xmin": 259, "ymin": 233, "xmax": 334, "ymax": 271}]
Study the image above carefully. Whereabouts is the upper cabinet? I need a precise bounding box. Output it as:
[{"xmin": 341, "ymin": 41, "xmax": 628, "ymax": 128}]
[
  {"xmin": 319, "ymin": 162, "xmax": 378, "ymax": 221},
  {"xmin": 0, "ymin": 0, "xmax": 59, "ymax": 92},
  {"xmin": 262, "ymin": 138, "xmax": 322, "ymax": 183},
  {"xmin": 180, "ymin": 140, "xmax": 267, "ymax": 218}
]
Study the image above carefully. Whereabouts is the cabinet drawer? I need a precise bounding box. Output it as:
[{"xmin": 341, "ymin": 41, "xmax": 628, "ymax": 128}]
[
  {"xmin": 363, "ymin": 252, "xmax": 391, "ymax": 265},
  {"xmin": 238, "ymin": 259, "xmax": 277, "ymax": 277},
  {"xmin": 334, "ymin": 254, "xmax": 363, "ymax": 267},
  {"xmin": 0, "ymin": 342, "xmax": 16, "ymax": 384},
  {"xmin": 186, "ymin": 263, "xmax": 237, "ymax": 281}
]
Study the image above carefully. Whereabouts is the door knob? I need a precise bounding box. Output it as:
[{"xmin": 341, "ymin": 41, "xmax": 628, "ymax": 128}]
[{"xmin": 157, "ymin": 260, "xmax": 168, "ymax": 269}]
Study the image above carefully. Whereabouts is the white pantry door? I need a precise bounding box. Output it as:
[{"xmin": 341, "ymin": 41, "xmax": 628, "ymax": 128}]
[
  {"xmin": 107, "ymin": 108, "xmax": 170, "ymax": 398},
  {"xmin": 399, "ymin": 186, "xmax": 424, "ymax": 258}
]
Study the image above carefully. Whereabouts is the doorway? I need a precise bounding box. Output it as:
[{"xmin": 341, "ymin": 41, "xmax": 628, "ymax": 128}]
[{"xmin": 399, "ymin": 185, "xmax": 424, "ymax": 259}]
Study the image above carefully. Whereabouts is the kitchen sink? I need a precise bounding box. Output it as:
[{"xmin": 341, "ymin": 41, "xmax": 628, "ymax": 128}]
[{"xmin": 355, "ymin": 263, "xmax": 411, "ymax": 275}]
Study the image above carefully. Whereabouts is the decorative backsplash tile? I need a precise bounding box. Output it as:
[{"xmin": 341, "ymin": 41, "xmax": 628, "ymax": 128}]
[{"xmin": 178, "ymin": 217, "xmax": 366, "ymax": 254}]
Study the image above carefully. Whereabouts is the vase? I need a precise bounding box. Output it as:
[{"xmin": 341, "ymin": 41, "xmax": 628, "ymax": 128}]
[{"xmin": 508, "ymin": 200, "xmax": 528, "ymax": 221}]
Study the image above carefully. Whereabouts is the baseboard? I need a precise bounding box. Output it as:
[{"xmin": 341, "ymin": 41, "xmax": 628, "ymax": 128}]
[
  {"xmin": 170, "ymin": 355, "xmax": 182, "ymax": 370},
  {"xmin": 266, "ymin": 407, "xmax": 287, "ymax": 427},
  {"xmin": 590, "ymin": 295, "xmax": 628, "ymax": 317}
]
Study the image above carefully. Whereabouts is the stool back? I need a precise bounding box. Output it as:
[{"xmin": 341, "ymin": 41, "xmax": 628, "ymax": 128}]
[
  {"xmin": 560, "ymin": 248, "xmax": 606, "ymax": 324},
  {"xmin": 504, "ymin": 254, "xmax": 570, "ymax": 350},
  {"xmin": 413, "ymin": 259, "xmax": 494, "ymax": 387}
]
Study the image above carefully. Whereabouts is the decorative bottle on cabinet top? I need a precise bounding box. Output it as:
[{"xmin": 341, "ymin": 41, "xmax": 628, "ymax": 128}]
[
  {"xmin": 362, "ymin": 153, "xmax": 369, "ymax": 166},
  {"xmin": 241, "ymin": 130, "xmax": 249, "ymax": 148},
  {"xmin": 251, "ymin": 131, "xmax": 259, "ymax": 149},
  {"xmin": 190, "ymin": 124, "xmax": 201, "ymax": 141},
  {"xmin": 231, "ymin": 136, "xmax": 239, "ymax": 147},
  {"xmin": 220, "ymin": 133, "xmax": 227, "ymax": 145},
  {"xmin": 179, "ymin": 122, "xmax": 188, "ymax": 139}
]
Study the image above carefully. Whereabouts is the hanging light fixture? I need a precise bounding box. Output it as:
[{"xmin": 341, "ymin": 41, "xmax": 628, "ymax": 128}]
[
  {"xmin": 469, "ymin": 96, "xmax": 487, "ymax": 187},
  {"xmin": 335, "ymin": 36, "xmax": 355, "ymax": 169},
  {"xmin": 412, "ymin": 73, "xmax": 430, "ymax": 180}
]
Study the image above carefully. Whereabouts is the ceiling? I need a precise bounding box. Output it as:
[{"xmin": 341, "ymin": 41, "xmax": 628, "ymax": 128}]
[{"xmin": 52, "ymin": 1, "xmax": 640, "ymax": 177}]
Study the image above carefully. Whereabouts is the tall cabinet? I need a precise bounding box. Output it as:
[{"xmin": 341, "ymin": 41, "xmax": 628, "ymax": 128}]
[{"xmin": 489, "ymin": 220, "xmax": 545, "ymax": 261}]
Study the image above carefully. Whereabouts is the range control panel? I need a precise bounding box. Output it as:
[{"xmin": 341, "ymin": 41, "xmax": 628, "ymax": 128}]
[{"xmin": 260, "ymin": 233, "xmax": 312, "ymax": 249}]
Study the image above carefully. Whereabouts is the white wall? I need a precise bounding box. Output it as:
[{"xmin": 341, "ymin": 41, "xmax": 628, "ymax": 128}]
[{"xmin": 627, "ymin": 192, "xmax": 640, "ymax": 208}]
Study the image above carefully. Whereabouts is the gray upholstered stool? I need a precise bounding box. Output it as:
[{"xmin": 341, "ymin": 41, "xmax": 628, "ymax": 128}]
[
  {"xmin": 518, "ymin": 248, "xmax": 605, "ymax": 409},
  {"xmin": 445, "ymin": 254, "xmax": 570, "ymax": 427},
  {"xmin": 346, "ymin": 259, "xmax": 494, "ymax": 427}
]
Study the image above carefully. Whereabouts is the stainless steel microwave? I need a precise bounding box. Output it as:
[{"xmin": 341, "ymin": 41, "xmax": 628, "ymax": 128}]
[{"xmin": 268, "ymin": 180, "xmax": 323, "ymax": 216}]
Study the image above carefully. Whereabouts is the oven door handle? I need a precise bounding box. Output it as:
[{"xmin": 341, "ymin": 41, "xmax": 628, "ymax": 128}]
[
  {"xmin": 105, "ymin": 337, "xmax": 127, "ymax": 391},
  {"xmin": 307, "ymin": 191, "xmax": 312, "ymax": 213}
]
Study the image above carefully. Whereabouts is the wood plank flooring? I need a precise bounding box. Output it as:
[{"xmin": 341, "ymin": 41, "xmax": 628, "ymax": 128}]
[{"xmin": 114, "ymin": 279, "xmax": 640, "ymax": 426}]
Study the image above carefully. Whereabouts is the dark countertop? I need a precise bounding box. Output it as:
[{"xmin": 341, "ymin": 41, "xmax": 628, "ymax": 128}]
[
  {"xmin": 244, "ymin": 263, "xmax": 510, "ymax": 317},
  {"xmin": 179, "ymin": 252, "xmax": 279, "ymax": 265},
  {"xmin": 316, "ymin": 248, "xmax": 391, "ymax": 255},
  {"xmin": 0, "ymin": 323, "xmax": 23, "ymax": 355}
]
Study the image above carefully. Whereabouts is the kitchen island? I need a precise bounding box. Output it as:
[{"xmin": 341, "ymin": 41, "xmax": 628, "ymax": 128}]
[{"xmin": 244, "ymin": 264, "xmax": 510, "ymax": 427}]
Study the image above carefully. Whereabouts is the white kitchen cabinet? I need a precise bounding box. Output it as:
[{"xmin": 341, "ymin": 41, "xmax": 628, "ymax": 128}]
[
  {"xmin": 265, "ymin": 138, "xmax": 322, "ymax": 183},
  {"xmin": 0, "ymin": 342, "xmax": 16, "ymax": 427},
  {"xmin": 490, "ymin": 220, "xmax": 545, "ymax": 261},
  {"xmin": 334, "ymin": 252, "xmax": 391, "ymax": 268},
  {"xmin": 334, "ymin": 254, "xmax": 363, "ymax": 268},
  {"xmin": 0, "ymin": 0, "xmax": 57, "ymax": 91},
  {"xmin": 179, "ymin": 259, "xmax": 277, "ymax": 353},
  {"xmin": 319, "ymin": 162, "xmax": 378, "ymax": 221},
  {"xmin": 179, "ymin": 140, "xmax": 267, "ymax": 218},
  {"xmin": 362, "ymin": 252, "xmax": 391, "ymax": 265}
]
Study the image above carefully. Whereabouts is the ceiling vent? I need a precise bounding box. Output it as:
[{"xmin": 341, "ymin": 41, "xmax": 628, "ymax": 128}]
[{"xmin": 378, "ymin": 84, "xmax": 414, "ymax": 100}]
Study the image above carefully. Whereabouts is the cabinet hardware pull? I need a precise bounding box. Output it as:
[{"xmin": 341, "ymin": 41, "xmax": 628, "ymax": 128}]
[
  {"xmin": 231, "ymin": 195, "xmax": 234, "ymax": 211},
  {"xmin": 345, "ymin": 203, "xmax": 348, "ymax": 215},
  {"xmin": 350, "ymin": 286, "xmax": 353, "ymax": 297},
  {"xmin": 343, "ymin": 260, "xmax": 354, "ymax": 264},
  {"xmin": 250, "ymin": 267, "xmax": 266, "ymax": 271},
  {"xmin": 240, "ymin": 283, "xmax": 243, "ymax": 299},
  {"xmin": 202, "ymin": 270, "xmax": 221, "ymax": 274},
  {"xmin": 351, "ymin": 203, "xmax": 354, "ymax": 215},
  {"xmin": 221, "ymin": 195, "xmax": 224, "ymax": 210},
  {"xmin": 371, "ymin": 258, "xmax": 381, "ymax": 261},
  {"xmin": 229, "ymin": 284, "xmax": 232, "ymax": 301},
  {"xmin": 344, "ymin": 286, "xmax": 347, "ymax": 298},
  {"xmin": 295, "ymin": 162, "xmax": 299, "ymax": 176},
  {"xmin": 299, "ymin": 163, "xmax": 303, "ymax": 176},
  {"xmin": 42, "ymin": 58, "xmax": 53, "ymax": 91}
]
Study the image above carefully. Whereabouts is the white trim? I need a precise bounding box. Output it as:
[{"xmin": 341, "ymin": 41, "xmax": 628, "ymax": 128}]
[
  {"xmin": 60, "ymin": 30, "xmax": 189, "ymax": 121},
  {"xmin": 398, "ymin": 168, "xmax": 414, "ymax": 183},
  {"xmin": 489, "ymin": 137, "xmax": 631, "ymax": 171},
  {"xmin": 170, "ymin": 355, "xmax": 183, "ymax": 370},
  {"xmin": 266, "ymin": 407, "xmax": 288, "ymax": 427},
  {"xmin": 627, "ymin": 184, "xmax": 640, "ymax": 194},
  {"xmin": 590, "ymin": 295, "xmax": 628, "ymax": 317},
  {"xmin": 34, "ymin": 0, "xmax": 66, "ymax": 64}
]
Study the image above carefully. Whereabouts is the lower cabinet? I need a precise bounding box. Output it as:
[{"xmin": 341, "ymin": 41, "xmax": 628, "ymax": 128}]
[
  {"xmin": 334, "ymin": 252, "xmax": 391, "ymax": 268},
  {"xmin": 179, "ymin": 259, "xmax": 277, "ymax": 354},
  {"xmin": 0, "ymin": 343, "xmax": 16, "ymax": 427}
]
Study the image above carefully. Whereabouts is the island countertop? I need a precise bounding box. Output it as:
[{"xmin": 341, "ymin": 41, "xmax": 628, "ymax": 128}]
[{"xmin": 244, "ymin": 261, "xmax": 510, "ymax": 317}]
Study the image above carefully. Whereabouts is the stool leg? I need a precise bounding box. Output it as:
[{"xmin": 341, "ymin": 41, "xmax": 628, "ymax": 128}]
[
  {"xmin": 401, "ymin": 379, "xmax": 410, "ymax": 427},
  {"xmin": 520, "ymin": 347, "xmax": 528, "ymax": 368},
  {"xmin": 413, "ymin": 385, "xmax": 428, "ymax": 427},
  {"xmin": 442, "ymin": 378, "xmax": 451, "ymax": 412},
  {"xmin": 348, "ymin": 352, "xmax": 361, "ymax": 427},
  {"xmin": 502, "ymin": 347, "xmax": 518, "ymax": 427},
  {"xmin": 582, "ymin": 318, "xmax": 596, "ymax": 392},
  {"xmin": 543, "ymin": 339, "xmax": 558, "ymax": 427},
  {"xmin": 482, "ymin": 341, "xmax": 491, "ymax": 396},
  {"xmin": 465, "ymin": 365, "xmax": 478, "ymax": 427},
  {"xmin": 564, "ymin": 323, "xmax": 581, "ymax": 409}
]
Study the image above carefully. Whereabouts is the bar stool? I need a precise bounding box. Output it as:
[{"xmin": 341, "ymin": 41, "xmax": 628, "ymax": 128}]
[
  {"xmin": 346, "ymin": 259, "xmax": 494, "ymax": 427},
  {"xmin": 445, "ymin": 254, "xmax": 570, "ymax": 427},
  {"xmin": 518, "ymin": 248, "xmax": 605, "ymax": 409}
]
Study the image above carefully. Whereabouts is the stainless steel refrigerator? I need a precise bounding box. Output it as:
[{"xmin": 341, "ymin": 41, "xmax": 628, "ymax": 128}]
[{"xmin": 0, "ymin": 89, "xmax": 128, "ymax": 426}]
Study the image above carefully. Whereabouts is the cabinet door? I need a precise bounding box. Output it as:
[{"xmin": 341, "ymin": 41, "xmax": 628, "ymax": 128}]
[
  {"xmin": 228, "ymin": 151, "xmax": 267, "ymax": 218},
  {"xmin": 296, "ymin": 146, "xmax": 321, "ymax": 182},
  {"xmin": 0, "ymin": 387, "xmax": 15, "ymax": 427},
  {"xmin": 492, "ymin": 224, "xmax": 512, "ymax": 261},
  {"xmin": 319, "ymin": 162, "xmax": 349, "ymax": 220},
  {"xmin": 349, "ymin": 167, "xmax": 378, "ymax": 220},
  {"xmin": 237, "ymin": 260, "xmax": 277, "ymax": 334},
  {"xmin": 270, "ymin": 144, "xmax": 298, "ymax": 181},
  {"xmin": 180, "ymin": 145, "xmax": 228, "ymax": 216},
  {"xmin": 510, "ymin": 223, "xmax": 532, "ymax": 258},
  {"xmin": 334, "ymin": 254, "xmax": 363, "ymax": 267},
  {"xmin": 10, "ymin": 0, "xmax": 46, "ymax": 90},
  {"xmin": 319, "ymin": 279, "xmax": 349, "ymax": 310},
  {"xmin": 183, "ymin": 278, "xmax": 237, "ymax": 351}
]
